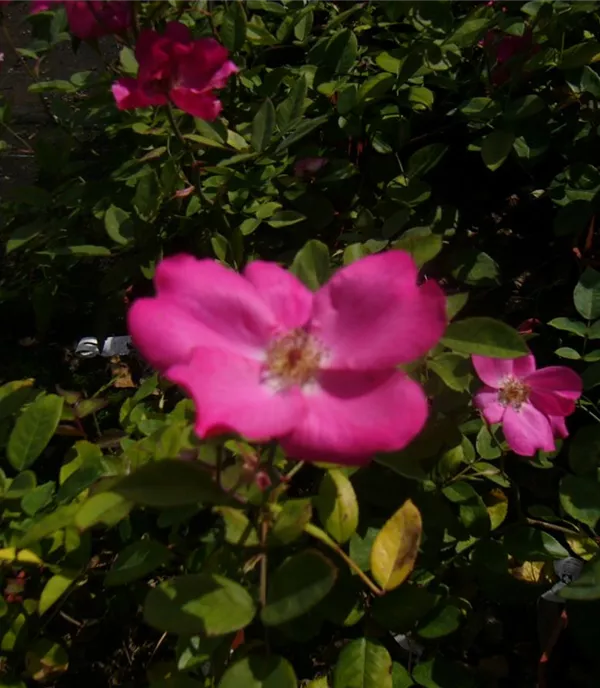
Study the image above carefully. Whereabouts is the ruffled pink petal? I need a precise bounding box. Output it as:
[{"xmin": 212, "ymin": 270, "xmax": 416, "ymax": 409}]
[
  {"xmin": 168, "ymin": 348, "xmax": 303, "ymax": 441},
  {"xmin": 280, "ymin": 369, "xmax": 428, "ymax": 465},
  {"xmin": 65, "ymin": 2, "xmax": 96, "ymax": 39},
  {"xmin": 207, "ymin": 59, "xmax": 239, "ymax": 89},
  {"xmin": 127, "ymin": 297, "xmax": 229, "ymax": 371},
  {"xmin": 502, "ymin": 403, "xmax": 555, "ymax": 456},
  {"xmin": 135, "ymin": 28, "xmax": 164, "ymax": 65},
  {"xmin": 311, "ymin": 252, "xmax": 446, "ymax": 370},
  {"xmin": 525, "ymin": 366, "xmax": 582, "ymax": 401},
  {"xmin": 154, "ymin": 255, "xmax": 277, "ymax": 358},
  {"xmin": 472, "ymin": 354, "xmax": 535, "ymax": 388},
  {"xmin": 170, "ymin": 87, "xmax": 222, "ymax": 120},
  {"xmin": 244, "ymin": 261, "xmax": 313, "ymax": 331},
  {"xmin": 164, "ymin": 20, "xmax": 192, "ymax": 44},
  {"xmin": 112, "ymin": 78, "xmax": 167, "ymax": 110},
  {"xmin": 473, "ymin": 386, "xmax": 506, "ymax": 424},
  {"xmin": 549, "ymin": 415, "xmax": 569, "ymax": 439}
]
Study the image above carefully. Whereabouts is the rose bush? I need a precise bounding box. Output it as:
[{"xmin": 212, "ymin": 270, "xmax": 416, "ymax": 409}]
[{"xmin": 1, "ymin": 1, "xmax": 600, "ymax": 687}]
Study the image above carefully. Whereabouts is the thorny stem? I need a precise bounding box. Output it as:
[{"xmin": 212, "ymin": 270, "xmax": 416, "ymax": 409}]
[{"xmin": 269, "ymin": 503, "xmax": 384, "ymax": 597}]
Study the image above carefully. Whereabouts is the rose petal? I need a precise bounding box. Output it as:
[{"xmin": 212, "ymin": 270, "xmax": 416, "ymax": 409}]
[
  {"xmin": 244, "ymin": 261, "xmax": 313, "ymax": 330},
  {"xmin": 154, "ymin": 255, "xmax": 277, "ymax": 357},
  {"xmin": 526, "ymin": 366, "xmax": 582, "ymax": 401},
  {"xmin": 164, "ymin": 20, "xmax": 192, "ymax": 44},
  {"xmin": 127, "ymin": 297, "xmax": 229, "ymax": 371},
  {"xmin": 311, "ymin": 251, "xmax": 446, "ymax": 370},
  {"xmin": 168, "ymin": 348, "xmax": 303, "ymax": 441},
  {"xmin": 502, "ymin": 402, "xmax": 555, "ymax": 456},
  {"xmin": 473, "ymin": 386, "xmax": 506, "ymax": 424},
  {"xmin": 472, "ymin": 354, "xmax": 535, "ymax": 388},
  {"xmin": 549, "ymin": 415, "xmax": 569, "ymax": 439},
  {"xmin": 112, "ymin": 78, "xmax": 167, "ymax": 110},
  {"xmin": 280, "ymin": 369, "xmax": 428, "ymax": 465},
  {"xmin": 170, "ymin": 87, "xmax": 222, "ymax": 120}
]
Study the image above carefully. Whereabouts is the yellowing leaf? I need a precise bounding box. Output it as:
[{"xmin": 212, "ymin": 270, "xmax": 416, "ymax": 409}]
[
  {"xmin": 566, "ymin": 534, "xmax": 600, "ymax": 561},
  {"xmin": 484, "ymin": 489, "xmax": 508, "ymax": 530},
  {"xmin": 370, "ymin": 499, "xmax": 422, "ymax": 591},
  {"xmin": 0, "ymin": 547, "xmax": 43, "ymax": 566}
]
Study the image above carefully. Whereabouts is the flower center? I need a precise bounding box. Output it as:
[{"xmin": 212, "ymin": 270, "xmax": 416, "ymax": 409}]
[
  {"xmin": 498, "ymin": 376, "xmax": 530, "ymax": 409},
  {"xmin": 265, "ymin": 329, "xmax": 322, "ymax": 389}
]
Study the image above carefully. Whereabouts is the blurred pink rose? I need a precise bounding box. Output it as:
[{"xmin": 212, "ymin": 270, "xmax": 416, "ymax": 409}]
[
  {"xmin": 294, "ymin": 157, "xmax": 328, "ymax": 179},
  {"xmin": 473, "ymin": 353, "xmax": 582, "ymax": 456},
  {"xmin": 31, "ymin": 1, "xmax": 132, "ymax": 40},
  {"xmin": 112, "ymin": 21, "xmax": 237, "ymax": 120},
  {"xmin": 127, "ymin": 252, "xmax": 447, "ymax": 465}
]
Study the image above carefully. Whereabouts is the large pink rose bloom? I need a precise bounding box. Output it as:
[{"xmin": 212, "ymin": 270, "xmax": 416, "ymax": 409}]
[
  {"xmin": 128, "ymin": 252, "xmax": 447, "ymax": 465},
  {"xmin": 472, "ymin": 354, "xmax": 582, "ymax": 456},
  {"xmin": 30, "ymin": 1, "xmax": 132, "ymax": 40},
  {"xmin": 112, "ymin": 21, "xmax": 237, "ymax": 120}
]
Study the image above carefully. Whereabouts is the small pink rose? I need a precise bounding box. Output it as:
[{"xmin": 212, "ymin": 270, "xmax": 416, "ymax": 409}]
[
  {"xmin": 294, "ymin": 157, "xmax": 328, "ymax": 179},
  {"xmin": 112, "ymin": 21, "xmax": 237, "ymax": 120},
  {"xmin": 472, "ymin": 353, "xmax": 582, "ymax": 456}
]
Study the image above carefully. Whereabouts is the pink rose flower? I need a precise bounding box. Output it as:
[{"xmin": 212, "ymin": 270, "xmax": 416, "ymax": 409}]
[
  {"xmin": 31, "ymin": 1, "xmax": 132, "ymax": 40},
  {"xmin": 294, "ymin": 157, "xmax": 328, "ymax": 179},
  {"xmin": 128, "ymin": 252, "xmax": 447, "ymax": 465},
  {"xmin": 472, "ymin": 353, "xmax": 582, "ymax": 456},
  {"xmin": 112, "ymin": 21, "xmax": 237, "ymax": 120}
]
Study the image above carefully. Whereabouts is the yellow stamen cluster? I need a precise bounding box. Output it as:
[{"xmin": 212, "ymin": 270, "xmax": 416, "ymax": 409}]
[
  {"xmin": 498, "ymin": 376, "xmax": 530, "ymax": 409},
  {"xmin": 265, "ymin": 329, "xmax": 322, "ymax": 388}
]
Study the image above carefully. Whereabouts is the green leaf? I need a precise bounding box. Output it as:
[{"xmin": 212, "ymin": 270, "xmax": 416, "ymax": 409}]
[
  {"xmin": 251, "ymin": 99, "xmax": 276, "ymax": 152},
  {"xmin": 503, "ymin": 526, "xmax": 569, "ymax": 560},
  {"xmin": 447, "ymin": 16, "xmax": 490, "ymax": 48},
  {"xmin": 574, "ymin": 267, "xmax": 600, "ymax": 320},
  {"xmin": 326, "ymin": 29, "xmax": 358, "ymax": 74},
  {"xmin": 5, "ymin": 471, "xmax": 37, "ymax": 500},
  {"xmin": 269, "ymin": 499, "xmax": 312, "ymax": 546},
  {"xmin": 446, "ymin": 292, "xmax": 469, "ymax": 321},
  {"xmin": 218, "ymin": 655, "xmax": 297, "ymax": 688},
  {"xmin": 24, "ymin": 639, "xmax": 69, "ymax": 682},
  {"xmin": 407, "ymin": 144, "xmax": 448, "ymax": 178},
  {"xmin": 316, "ymin": 470, "xmax": 359, "ymax": 544},
  {"xmin": 394, "ymin": 232, "xmax": 442, "ymax": 268},
  {"xmin": 112, "ymin": 460, "xmax": 234, "ymax": 508},
  {"xmin": 559, "ymin": 474, "xmax": 600, "ymax": 529},
  {"xmin": 20, "ymin": 482, "xmax": 54, "ymax": 516},
  {"xmin": 392, "ymin": 662, "xmax": 414, "ymax": 688},
  {"xmin": 560, "ymin": 557, "xmax": 600, "ymax": 600},
  {"xmin": 214, "ymin": 507, "xmax": 260, "ymax": 547},
  {"xmin": 290, "ymin": 239, "xmax": 330, "ymax": 290},
  {"xmin": 266, "ymin": 210, "xmax": 306, "ymax": 228},
  {"xmin": 559, "ymin": 41, "xmax": 600, "ymax": 70},
  {"xmin": 476, "ymin": 426, "xmax": 501, "ymax": 460},
  {"xmin": 569, "ymin": 425, "xmax": 600, "ymax": 474},
  {"xmin": 119, "ymin": 46, "xmax": 138, "ymax": 75},
  {"xmin": 442, "ymin": 317, "xmax": 528, "ymax": 358},
  {"xmin": 333, "ymin": 638, "xmax": 393, "ymax": 688},
  {"xmin": 38, "ymin": 572, "xmax": 77, "ymax": 615},
  {"xmin": 220, "ymin": 0, "xmax": 247, "ymax": 52},
  {"xmin": 177, "ymin": 635, "xmax": 227, "ymax": 672},
  {"xmin": 504, "ymin": 94, "xmax": 545, "ymax": 120},
  {"xmin": 144, "ymin": 573, "xmax": 256, "ymax": 635},
  {"xmin": 104, "ymin": 205, "xmax": 134, "ymax": 246},
  {"xmin": 6, "ymin": 221, "xmax": 43, "ymax": 253},
  {"xmin": 429, "ymin": 353, "xmax": 472, "ymax": 393},
  {"xmin": 75, "ymin": 492, "xmax": 132, "ymax": 530},
  {"xmin": 277, "ymin": 76, "xmax": 308, "ymax": 132},
  {"xmin": 459, "ymin": 97, "xmax": 500, "ymax": 121},
  {"xmin": 7, "ymin": 394, "xmax": 64, "ymax": 470},
  {"xmin": 275, "ymin": 115, "xmax": 329, "ymax": 153},
  {"xmin": 18, "ymin": 503, "xmax": 79, "ymax": 547},
  {"xmin": 481, "ymin": 130, "xmax": 514, "ymax": 171},
  {"xmin": 548, "ymin": 317, "xmax": 587, "ymax": 337},
  {"xmin": 261, "ymin": 550, "xmax": 337, "ymax": 626},
  {"xmin": 105, "ymin": 539, "xmax": 172, "ymax": 586},
  {"xmin": 412, "ymin": 658, "xmax": 475, "ymax": 688},
  {"xmin": 417, "ymin": 600, "xmax": 465, "ymax": 639},
  {"xmin": 133, "ymin": 172, "xmax": 161, "ymax": 222},
  {"xmin": 555, "ymin": 347, "xmax": 581, "ymax": 360}
]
